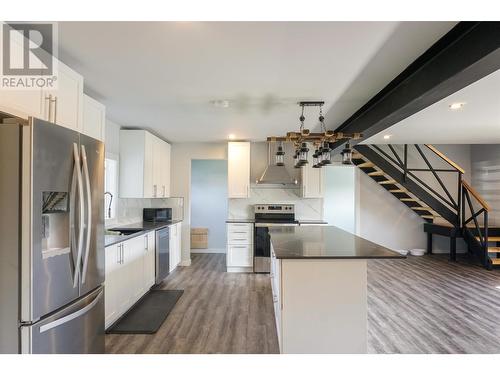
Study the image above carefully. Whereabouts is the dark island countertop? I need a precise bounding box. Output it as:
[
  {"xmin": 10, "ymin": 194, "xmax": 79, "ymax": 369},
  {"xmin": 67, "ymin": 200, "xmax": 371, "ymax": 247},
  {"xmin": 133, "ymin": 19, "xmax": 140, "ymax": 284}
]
[
  {"xmin": 105, "ymin": 220, "xmax": 182, "ymax": 247},
  {"xmin": 269, "ymin": 226, "xmax": 404, "ymax": 260}
]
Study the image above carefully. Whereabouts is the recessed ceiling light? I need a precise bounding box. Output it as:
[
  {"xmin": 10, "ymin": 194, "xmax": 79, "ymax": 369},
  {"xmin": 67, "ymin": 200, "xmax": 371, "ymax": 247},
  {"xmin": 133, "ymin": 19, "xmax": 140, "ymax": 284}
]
[
  {"xmin": 211, "ymin": 99, "xmax": 230, "ymax": 108},
  {"xmin": 228, "ymin": 134, "xmax": 236, "ymax": 140},
  {"xmin": 383, "ymin": 134, "xmax": 392, "ymax": 140},
  {"xmin": 449, "ymin": 102, "xmax": 466, "ymax": 110}
]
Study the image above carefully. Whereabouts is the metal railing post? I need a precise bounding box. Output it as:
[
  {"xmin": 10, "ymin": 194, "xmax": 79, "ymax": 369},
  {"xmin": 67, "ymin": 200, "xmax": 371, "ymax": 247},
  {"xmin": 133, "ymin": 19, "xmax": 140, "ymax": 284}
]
[{"xmin": 403, "ymin": 144, "xmax": 408, "ymax": 183}]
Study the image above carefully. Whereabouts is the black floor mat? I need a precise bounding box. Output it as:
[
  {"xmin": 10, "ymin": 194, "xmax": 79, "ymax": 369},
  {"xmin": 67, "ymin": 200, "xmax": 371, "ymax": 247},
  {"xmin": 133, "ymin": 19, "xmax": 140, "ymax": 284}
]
[{"xmin": 106, "ymin": 290, "xmax": 183, "ymax": 334}]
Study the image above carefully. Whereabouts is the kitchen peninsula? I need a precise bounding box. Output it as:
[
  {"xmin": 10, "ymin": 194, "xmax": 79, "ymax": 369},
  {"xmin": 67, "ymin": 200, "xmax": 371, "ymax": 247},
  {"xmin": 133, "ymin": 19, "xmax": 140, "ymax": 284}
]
[{"xmin": 269, "ymin": 226, "xmax": 404, "ymax": 354}]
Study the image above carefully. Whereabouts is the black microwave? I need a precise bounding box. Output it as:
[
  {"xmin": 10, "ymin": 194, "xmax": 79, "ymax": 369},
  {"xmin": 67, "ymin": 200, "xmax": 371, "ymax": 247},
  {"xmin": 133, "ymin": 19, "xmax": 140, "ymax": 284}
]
[{"xmin": 143, "ymin": 208, "xmax": 172, "ymax": 222}]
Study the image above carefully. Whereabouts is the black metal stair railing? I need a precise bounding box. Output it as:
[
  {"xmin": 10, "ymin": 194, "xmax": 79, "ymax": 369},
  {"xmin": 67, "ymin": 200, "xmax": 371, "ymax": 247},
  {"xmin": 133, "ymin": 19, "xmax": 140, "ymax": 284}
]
[
  {"xmin": 461, "ymin": 180, "xmax": 490, "ymax": 267},
  {"xmin": 354, "ymin": 144, "xmax": 463, "ymax": 226}
]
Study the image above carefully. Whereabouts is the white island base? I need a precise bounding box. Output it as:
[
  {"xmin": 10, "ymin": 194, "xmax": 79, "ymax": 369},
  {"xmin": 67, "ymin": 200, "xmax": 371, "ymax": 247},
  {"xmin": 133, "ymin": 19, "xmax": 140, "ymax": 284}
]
[{"xmin": 271, "ymin": 250, "xmax": 367, "ymax": 353}]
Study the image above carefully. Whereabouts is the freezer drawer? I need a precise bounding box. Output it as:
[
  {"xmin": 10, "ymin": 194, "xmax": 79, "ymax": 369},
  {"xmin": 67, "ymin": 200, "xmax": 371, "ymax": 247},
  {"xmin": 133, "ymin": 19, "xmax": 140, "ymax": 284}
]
[{"xmin": 21, "ymin": 286, "xmax": 104, "ymax": 354}]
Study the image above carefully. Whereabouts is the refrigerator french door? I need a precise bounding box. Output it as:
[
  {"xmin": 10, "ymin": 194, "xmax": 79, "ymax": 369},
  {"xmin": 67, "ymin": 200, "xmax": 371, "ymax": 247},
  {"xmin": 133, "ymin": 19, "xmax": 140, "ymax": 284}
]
[{"xmin": 0, "ymin": 116, "xmax": 105, "ymax": 354}]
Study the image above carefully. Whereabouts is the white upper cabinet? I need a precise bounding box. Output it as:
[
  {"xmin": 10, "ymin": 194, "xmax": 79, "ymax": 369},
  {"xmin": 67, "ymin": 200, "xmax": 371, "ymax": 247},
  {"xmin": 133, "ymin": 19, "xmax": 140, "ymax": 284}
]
[
  {"xmin": 120, "ymin": 129, "xmax": 171, "ymax": 198},
  {"xmin": 152, "ymin": 136, "xmax": 171, "ymax": 198},
  {"xmin": 301, "ymin": 149, "xmax": 323, "ymax": 198},
  {"xmin": 82, "ymin": 94, "xmax": 106, "ymax": 141},
  {"xmin": 228, "ymin": 142, "xmax": 251, "ymax": 198},
  {"xmin": 0, "ymin": 31, "xmax": 44, "ymax": 119},
  {"xmin": 42, "ymin": 61, "xmax": 84, "ymax": 131},
  {"xmin": 0, "ymin": 42, "xmax": 84, "ymax": 132}
]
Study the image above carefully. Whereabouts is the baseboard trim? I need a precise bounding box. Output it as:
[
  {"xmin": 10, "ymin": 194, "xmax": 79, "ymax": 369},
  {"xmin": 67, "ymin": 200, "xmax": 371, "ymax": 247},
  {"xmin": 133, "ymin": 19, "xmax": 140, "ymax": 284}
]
[
  {"xmin": 191, "ymin": 248, "xmax": 226, "ymax": 254},
  {"xmin": 180, "ymin": 259, "xmax": 191, "ymax": 267}
]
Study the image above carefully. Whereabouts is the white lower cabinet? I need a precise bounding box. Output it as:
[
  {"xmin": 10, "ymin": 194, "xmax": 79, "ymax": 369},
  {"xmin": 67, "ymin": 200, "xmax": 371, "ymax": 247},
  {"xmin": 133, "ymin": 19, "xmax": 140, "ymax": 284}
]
[
  {"xmin": 105, "ymin": 231, "xmax": 157, "ymax": 329},
  {"xmin": 226, "ymin": 223, "xmax": 253, "ymax": 272},
  {"xmin": 169, "ymin": 222, "xmax": 182, "ymax": 272},
  {"xmin": 270, "ymin": 244, "xmax": 282, "ymax": 351},
  {"xmin": 144, "ymin": 232, "xmax": 156, "ymax": 290}
]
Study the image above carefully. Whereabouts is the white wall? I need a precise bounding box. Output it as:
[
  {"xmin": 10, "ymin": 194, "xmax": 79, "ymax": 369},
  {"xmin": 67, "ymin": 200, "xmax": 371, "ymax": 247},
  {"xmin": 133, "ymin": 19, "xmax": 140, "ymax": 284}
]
[
  {"xmin": 170, "ymin": 143, "xmax": 228, "ymax": 265},
  {"xmin": 191, "ymin": 160, "xmax": 228, "ymax": 252},
  {"xmin": 471, "ymin": 144, "xmax": 500, "ymax": 227},
  {"xmin": 323, "ymin": 166, "xmax": 357, "ymax": 233}
]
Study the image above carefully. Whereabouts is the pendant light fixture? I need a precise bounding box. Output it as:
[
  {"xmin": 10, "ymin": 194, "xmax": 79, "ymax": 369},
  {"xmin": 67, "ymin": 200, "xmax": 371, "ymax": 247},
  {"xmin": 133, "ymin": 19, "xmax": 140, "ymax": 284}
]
[
  {"xmin": 293, "ymin": 148, "xmax": 301, "ymax": 168},
  {"xmin": 312, "ymin": 146, "xmax": 321, "ymax": 168},
  {"xmin": 320, "ymin": 141, "xmax": 332, "ymax": 166},
  {"xmin": 265, "ymin": 101, "xmax": 363, "ymax": 168},
  {"xmin": 275, "ymin": 141, "xmax": 285, "ymax": 166},
  {"xmin": 341, "ymin": 142, "xmax": 353, "ymax": 165}
]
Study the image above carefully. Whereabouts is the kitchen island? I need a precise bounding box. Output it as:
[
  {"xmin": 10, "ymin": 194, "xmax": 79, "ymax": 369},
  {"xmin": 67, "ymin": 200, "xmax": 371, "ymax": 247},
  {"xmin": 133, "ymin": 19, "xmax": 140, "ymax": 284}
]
[{"xmin": 269, "ymin": 226, "xmax": 403, "ymax": 354}]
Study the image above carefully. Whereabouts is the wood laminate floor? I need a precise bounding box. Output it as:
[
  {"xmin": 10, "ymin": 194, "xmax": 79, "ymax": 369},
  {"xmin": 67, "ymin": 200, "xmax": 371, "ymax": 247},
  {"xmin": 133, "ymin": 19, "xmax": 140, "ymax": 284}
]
[{"xmin": 106, "ymin": 253, "xmax": 500, "ymax": 354}]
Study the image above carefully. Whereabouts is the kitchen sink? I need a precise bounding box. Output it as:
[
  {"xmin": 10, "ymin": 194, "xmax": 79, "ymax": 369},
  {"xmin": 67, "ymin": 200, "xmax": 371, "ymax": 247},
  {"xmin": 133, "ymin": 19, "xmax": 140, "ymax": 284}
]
[{"xmin": 108, "ymin": 228, "xmax": 143, "ymax": 236}]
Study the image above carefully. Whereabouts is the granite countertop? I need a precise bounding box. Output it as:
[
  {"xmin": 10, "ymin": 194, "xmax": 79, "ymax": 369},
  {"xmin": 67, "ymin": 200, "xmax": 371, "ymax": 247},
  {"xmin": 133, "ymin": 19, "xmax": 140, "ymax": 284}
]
[
  {"xmin": 105, "ymin": 220, "xmax": 182, "ymax": 247},
  {"xmin": 226, "ymin": 219, "xmax": 255, "ymax": 223},
  {"xmin": 225, "ymin": 219, "xmax": 328, "ymax": 225},
  {"xmin": 269, "ymin": 226, "xmax": 404, "ymax": 260}
]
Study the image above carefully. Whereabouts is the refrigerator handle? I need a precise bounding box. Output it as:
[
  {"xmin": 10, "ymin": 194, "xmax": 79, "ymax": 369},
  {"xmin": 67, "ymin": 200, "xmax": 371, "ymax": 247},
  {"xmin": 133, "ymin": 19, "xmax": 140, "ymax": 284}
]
[
  {"xmin": 81, "ymin": 145, "xmax": 92, "ymax": 284},
  {"xmin": 39, "ymin": 290, "xmax": 103, "ymax": 333},
  {"xmin": 69, "ymin": 154, "xmax": 78, "ymax": 283},
  {"xmin": 73, "ymin": 143, "xmax": 85, "ymax": 289}
]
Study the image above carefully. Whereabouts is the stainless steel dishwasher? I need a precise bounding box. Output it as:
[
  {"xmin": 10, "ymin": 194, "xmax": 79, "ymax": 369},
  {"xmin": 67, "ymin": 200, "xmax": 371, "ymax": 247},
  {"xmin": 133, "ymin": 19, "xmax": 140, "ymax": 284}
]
[{"xmin": 155, "ymin": 227, "xmax": 170, "ymax": 284}]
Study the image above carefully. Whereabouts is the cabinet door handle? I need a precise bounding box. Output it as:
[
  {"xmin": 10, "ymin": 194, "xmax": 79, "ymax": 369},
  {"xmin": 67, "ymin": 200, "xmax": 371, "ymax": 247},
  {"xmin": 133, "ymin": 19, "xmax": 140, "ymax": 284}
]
[
  {"xmin": 44, "ymin": 95, "xmax": 51, "ymax": 121},
  {"xmin": 144, "ymin": 235, "xmax": 148, "ymax": 251},
  {"xmin": 116, "ymin": 245, "xmax": 120, "ymax": 264},
  {"xmin": 120, "ymin": 244, "xmax": 124, "ymax": 264},
  {"xmin": 53, "ymin": 96, "xmax": 58, "ymax": 123}
]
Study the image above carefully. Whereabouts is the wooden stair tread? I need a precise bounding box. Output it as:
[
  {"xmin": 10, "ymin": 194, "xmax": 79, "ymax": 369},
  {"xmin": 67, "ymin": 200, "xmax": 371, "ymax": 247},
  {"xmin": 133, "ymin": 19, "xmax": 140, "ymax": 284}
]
[
  {"xmin": 488, "ymin": 247, "xmax": 500, "ymax": 253},
  {"xmin": 400, "ymin": 198, "xmax": 417, "ymax": 202},
  {"xmin": 490, "ymin": 258, "xmax": 500, "ymax": 265},
  {"xmin": 421, "ymin": 215, "xmax": 441, "ymax": 219},
  {"xmin": 411, "ymin": 207, "xmax": 432, "ymax": 211},
  {"xmin": 352, "ymin": 153, "xmax": 364, "ymax": 160},
  {"xmin": 389, "ymin": 189, "xmax": 407, "ymax": 193},
  {"xmin": 357, "ymin": 162, "xmax": 374, "ymax": 168},
  {"xmin": 368, "ymin": 171, "xmax": 384, "ymax": 176},
  {"xmin": 476, "ymin": 236, "xmax": 500, "ymax": 242},
  {"xmin": 379, "ymin": 180, "xmax": 397, "ymax": 185}
]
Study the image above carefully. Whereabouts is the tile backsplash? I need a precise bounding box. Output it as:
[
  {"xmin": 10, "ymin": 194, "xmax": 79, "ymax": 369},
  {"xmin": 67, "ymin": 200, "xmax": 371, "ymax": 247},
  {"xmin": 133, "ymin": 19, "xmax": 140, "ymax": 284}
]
[{"xmin": 228, "ymin": 187, "xmax": 323, "ymax": 220}]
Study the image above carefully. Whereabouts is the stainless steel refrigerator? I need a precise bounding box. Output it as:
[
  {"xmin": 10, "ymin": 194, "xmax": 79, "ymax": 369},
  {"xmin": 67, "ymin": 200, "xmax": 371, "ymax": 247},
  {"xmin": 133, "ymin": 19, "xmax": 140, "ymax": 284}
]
[{"xmin": 0, "ymin": 116, "xmax": 105, "ymax": 354}]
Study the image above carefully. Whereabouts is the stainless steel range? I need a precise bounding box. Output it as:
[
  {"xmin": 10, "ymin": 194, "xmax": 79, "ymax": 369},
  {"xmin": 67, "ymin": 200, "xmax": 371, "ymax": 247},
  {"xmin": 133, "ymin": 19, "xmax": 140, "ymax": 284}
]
[{"xmin": 253, "ymin": 204, "xmax": 299, "ymax": 273}]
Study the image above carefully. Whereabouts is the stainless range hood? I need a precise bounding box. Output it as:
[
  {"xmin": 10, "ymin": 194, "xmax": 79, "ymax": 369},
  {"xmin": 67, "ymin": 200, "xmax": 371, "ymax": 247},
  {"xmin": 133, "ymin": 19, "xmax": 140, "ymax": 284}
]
[{"xmin": 256, "ymin": 143, "xmax": 298, "ymax": 188}]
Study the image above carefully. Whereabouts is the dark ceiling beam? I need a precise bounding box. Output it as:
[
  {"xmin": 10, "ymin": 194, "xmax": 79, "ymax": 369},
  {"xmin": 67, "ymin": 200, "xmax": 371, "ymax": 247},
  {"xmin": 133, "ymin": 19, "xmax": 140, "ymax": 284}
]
[{"xmin": 330, "ymin": 21, "xmax": 500, "ymax": 152}]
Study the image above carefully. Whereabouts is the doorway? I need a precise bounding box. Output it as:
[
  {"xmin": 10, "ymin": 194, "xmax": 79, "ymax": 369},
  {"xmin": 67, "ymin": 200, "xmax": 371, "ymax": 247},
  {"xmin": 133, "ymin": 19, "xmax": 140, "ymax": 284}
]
[{"xmin": 190, "ymin": 160, "xmax": 228, "ymax": 253}]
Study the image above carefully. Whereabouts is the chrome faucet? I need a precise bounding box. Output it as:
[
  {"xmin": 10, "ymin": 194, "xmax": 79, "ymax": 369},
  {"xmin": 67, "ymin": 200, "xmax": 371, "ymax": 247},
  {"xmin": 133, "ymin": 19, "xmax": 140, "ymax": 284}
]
[{"xmin": 104, "ymin": 192, "xmax": 113, "ymax": 219}]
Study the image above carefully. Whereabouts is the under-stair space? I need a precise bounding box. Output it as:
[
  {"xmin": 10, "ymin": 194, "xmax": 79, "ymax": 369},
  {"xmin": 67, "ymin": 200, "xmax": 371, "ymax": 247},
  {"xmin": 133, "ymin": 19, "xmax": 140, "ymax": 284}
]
[{"xmin": 352, "ymin": 144, "xmax": 497, "ymax": 269}]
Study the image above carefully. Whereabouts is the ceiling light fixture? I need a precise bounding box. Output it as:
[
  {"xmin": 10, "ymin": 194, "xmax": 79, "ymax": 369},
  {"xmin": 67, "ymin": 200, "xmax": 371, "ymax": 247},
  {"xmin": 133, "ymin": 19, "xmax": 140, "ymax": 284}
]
[
  {"xmin": 449, "ymin": 102, "xmax": 465, "ymax": 110},
  {"xmin": 211, "ymin": 99, "xmax": 230, "ymax": 108},
  {"xmin": 228, "ymin": 134, "xmax": 236, "ymax": 140},
  {"xmin": 383, "ymin": 134, "xmax": 392, "ymax": 140},
  {"xmin": 266, "ymin": 101, "xmax": 363, "ymax": 169}
]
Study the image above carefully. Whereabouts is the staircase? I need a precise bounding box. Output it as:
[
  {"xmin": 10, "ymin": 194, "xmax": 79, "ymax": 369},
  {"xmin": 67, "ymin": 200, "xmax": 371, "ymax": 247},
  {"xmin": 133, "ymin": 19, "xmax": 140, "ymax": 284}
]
[{"xmin": 353, "ymin": 144, "xmax": 498, "ymax": 270}]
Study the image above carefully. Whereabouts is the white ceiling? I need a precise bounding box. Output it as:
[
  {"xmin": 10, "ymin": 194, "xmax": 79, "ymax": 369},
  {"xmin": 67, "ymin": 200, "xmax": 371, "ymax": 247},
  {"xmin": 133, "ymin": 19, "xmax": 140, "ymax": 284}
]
[
  {"xmin": 364, "ymin": 68, "xmax": 500, "ymax": 144},
  {"xmin": 57, "ymin": 22, "xmax": 455, "ymax": 143}
]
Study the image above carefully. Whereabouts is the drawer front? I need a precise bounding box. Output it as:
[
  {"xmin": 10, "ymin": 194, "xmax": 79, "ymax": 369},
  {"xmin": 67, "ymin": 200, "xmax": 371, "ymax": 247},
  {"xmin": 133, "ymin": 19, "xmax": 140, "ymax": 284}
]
[
  {"xmin": 227, "ymin": 244, "xmax": 253, "ymax": 267},
  {"xmin": 227, "ymin": 230, "xmax": 253, "ymax": 244},
  {"xmin": 227, "ymin": 223, "xmax": 253, "ymax": 234},
  {"xmin": 227, "ymin": 223, "xmax": 253, "ymax": 244}
]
